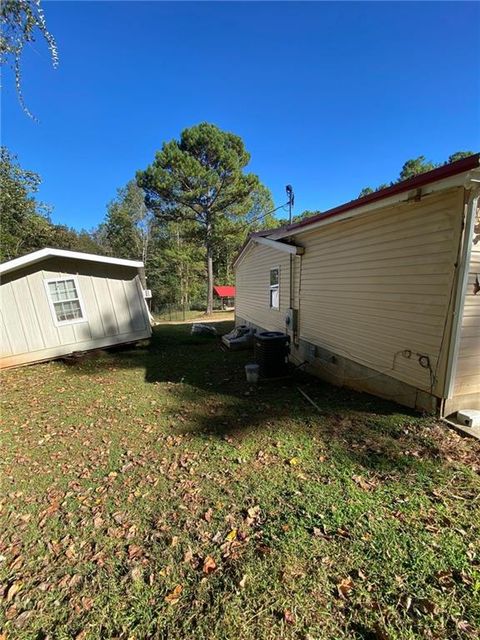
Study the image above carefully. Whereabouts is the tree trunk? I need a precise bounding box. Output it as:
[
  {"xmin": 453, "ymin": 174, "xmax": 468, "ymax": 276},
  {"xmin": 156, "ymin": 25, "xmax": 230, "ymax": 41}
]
[
  {"xmin": 206, "ymin": 215, "xmax": 214, "ymax": 315},
  {"xmin": 206, "ymin": 248, "xmax": 214, "ymax": 315}
]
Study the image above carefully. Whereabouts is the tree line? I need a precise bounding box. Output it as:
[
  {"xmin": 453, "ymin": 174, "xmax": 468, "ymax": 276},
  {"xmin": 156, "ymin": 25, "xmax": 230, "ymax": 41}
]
[
  {"xmin": 358, "ymin": 151, "xmax": 475, "ymax": 197},
  {"xmin": 0, "ymin": 124, "xmax": 281, "ymax": 312},
  {"xmin": 1, "ymin": 2, "xmax": 476, "ymax": 313},
  {"xmin": 1, "ymin": 133, "xmax": 476, "ymax": 313}
]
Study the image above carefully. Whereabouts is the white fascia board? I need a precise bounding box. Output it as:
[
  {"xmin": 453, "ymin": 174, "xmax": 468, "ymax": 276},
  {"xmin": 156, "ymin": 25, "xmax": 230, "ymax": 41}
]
[
  {"xmin": 269, "ymin": 171, "xmax": 476, "ymax": 241},
  {"xmin": 0, "ymin": 248, "xmax": 144, "ymax": 276},
  {"xmin": 253, "ymin": 236, "xmax": 305, "ymax": 255}
]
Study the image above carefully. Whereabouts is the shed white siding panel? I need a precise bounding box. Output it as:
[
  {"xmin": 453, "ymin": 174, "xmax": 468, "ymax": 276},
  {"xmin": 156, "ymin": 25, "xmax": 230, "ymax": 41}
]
[
  {"xmin": 294, "ymin": 189, "xmax": 463, "ymax": 395},
  {"xmin": 25, "ymin": 271, "xmax": 62, "ymax": 347},
  {"xmin": 0, "ymin": 284, "xmax": 29, "ymax": 355}
]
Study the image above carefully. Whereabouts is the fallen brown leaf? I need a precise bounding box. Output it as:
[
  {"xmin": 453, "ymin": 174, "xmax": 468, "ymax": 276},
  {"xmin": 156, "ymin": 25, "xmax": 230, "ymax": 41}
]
[
  {"xmin": 352, "ymin": 475, "xmax": 377, "ymax": 491},
  {"xmin": 6, "ymin": 582, "xmax": 22, "ymax": 602},
  {"xmin": 164, "ymin": 584, "xmax": 182, "ymax": 604},
  {"xmin": 337, "ymin": 576, "xmax": 355, "ymax": 599},
  {"xmin": 204, "ymin": 508, "xmax": 213, "ymax": 522},
  {"xmin": 81, "ymin": 596, "xmax": 93, "ymax": 611},
  {"xmin": 128, "ymin": 544, "xmax": 144, "ymax": 560},
  {"xmin": 203, "ymin": 555, "xmax": 217, "ymax": 574},
  {"xmin": 283, "ymin": 609, "xmax": 295, "ymax": 624},
  {"xmin": 10, "ymin": 555, "xmax": 23, "ymax": 571},
  {"xmin": 414, "ymin": 598, "xmax": 437, "ymax": 615},
  {"xmin": 69, "ymin": 574, "xmax": 83, "ymax": 589},
  {"xmin": 14, "ymin": 611, "xmax": 32, "ymax": 629}
]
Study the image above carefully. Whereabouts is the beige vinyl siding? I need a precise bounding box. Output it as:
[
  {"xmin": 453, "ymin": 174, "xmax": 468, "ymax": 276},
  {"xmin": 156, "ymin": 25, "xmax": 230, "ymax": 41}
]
[
  {"xmin": 0, "ymin": 257, "xmax": 151, "ymax": 368},
  {"xmin": 294, "ymin": 188, "xmax": 463, "ymax": 395},
  {"xmin": 452, "ymin": 227, "xmax": 480, "ymax": 397},
  {"xmin": 235, "ymin": 243, "xmax": 290, "ymax": 332}
]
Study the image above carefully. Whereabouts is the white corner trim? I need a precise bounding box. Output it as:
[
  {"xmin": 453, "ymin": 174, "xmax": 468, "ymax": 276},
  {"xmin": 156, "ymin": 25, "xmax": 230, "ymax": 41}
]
[
  {"xmin": 0, "ymin": 248, "xmax": 144, "ymax": 276},
  {"xmin": 444, "ymin": 188, "xmax": 480, "ymax": 401}
]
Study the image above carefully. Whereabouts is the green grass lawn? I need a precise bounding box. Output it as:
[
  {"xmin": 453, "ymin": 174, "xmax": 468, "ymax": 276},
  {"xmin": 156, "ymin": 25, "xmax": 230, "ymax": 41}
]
[{"xmin": 1, "ymin": 321, "xmax": 479, "ymax": 640}]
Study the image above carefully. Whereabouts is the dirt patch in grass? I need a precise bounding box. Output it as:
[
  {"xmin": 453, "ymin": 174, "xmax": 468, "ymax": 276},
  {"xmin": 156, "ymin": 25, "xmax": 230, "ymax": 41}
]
[{"xmin": 1, "ymin": 322, "xmax": 479, "ymax": 639}]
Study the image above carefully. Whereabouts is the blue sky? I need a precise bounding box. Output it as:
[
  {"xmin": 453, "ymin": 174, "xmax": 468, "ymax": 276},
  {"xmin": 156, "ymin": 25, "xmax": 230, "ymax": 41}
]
[{"xmin": 3, "ymin": 1, "xmax": 479, "ymax": 230}]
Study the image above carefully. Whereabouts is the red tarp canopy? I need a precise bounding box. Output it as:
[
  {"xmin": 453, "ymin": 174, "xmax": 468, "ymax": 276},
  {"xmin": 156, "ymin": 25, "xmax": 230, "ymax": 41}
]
[{"xmin": 213, "ymin": 285, "xmax": 236, "ymax": 298}]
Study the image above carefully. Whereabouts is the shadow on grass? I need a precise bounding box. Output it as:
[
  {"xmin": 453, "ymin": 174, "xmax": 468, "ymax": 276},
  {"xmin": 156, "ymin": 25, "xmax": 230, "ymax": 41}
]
[{"xmin": 62, "ymin": 321, "xmax": 446, "ymax": 474}]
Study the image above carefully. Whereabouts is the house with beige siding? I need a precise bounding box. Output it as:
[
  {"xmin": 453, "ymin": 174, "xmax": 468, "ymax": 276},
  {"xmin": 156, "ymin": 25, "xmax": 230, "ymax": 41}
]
[
  {"xmin": 234, "ymin": 154, "xmax": 480, "ymax": 417},
  {"xmin": 0, "ymin": 248, "xmax": 152, "ymax": 368}
]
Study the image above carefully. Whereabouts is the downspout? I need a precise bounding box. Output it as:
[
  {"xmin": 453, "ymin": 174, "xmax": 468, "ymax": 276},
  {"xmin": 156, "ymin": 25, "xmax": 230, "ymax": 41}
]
[
  {"xmin": 442, "ymin": 184, "xmax": 480, "ymax": 412},
  {"xmin": 288, "ymin": 239, "xmax": 301, "ymax": 345},
  {"xmin": 288, "ymin": 251, "xmax": 298, "ymax": 345},
  {"xmin": 289, "ymin": 253, "xmax": 294, "ymax": 318}
]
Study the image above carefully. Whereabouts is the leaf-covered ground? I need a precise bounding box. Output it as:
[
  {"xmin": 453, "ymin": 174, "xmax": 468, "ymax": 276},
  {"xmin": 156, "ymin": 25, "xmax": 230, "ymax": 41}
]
[{"xmin": 1, "ymin": 321, "xmax": 479, "ymax": 640}]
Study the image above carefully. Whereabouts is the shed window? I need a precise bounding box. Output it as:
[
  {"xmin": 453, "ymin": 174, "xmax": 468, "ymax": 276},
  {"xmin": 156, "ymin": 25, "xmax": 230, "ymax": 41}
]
[
  {"xmin": 45, "ymin": 278, "xmax": 85, "ymax": 324},
  {"xmin": 269, "ymin": 267, "xmax": 280, "ymax": 309}
]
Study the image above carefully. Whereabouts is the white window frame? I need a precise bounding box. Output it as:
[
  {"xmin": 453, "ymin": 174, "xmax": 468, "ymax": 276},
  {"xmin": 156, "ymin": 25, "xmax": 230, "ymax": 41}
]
[
  {"xmin": 269, "ymin": 266, "xmax": 280, "ymax": 310},
  {"xmin": 43, "ymin": 276, "xmax": 87, "ymax": 327}
]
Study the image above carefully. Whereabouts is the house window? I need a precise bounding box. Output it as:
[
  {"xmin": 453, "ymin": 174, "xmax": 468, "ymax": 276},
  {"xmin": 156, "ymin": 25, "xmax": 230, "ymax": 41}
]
[
  {"xmin": 45, "ymin": 277, "xmax": 85, "ymax": 325},
  {"xmin": 269, "ymin": 267, "xmax": 279, "ymax": 309}
]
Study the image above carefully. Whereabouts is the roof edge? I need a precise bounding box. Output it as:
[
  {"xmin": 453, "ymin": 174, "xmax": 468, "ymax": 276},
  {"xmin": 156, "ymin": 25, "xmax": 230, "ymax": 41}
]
[
  {"xmin": 0, "ymin": 248, "xmax": 144, "ymax": 276},
  {"xmin": 233, "ymin": 153, "xmax": 479, "ymax": 268},
  {"xmin": 279, "ymin": 153, "xmax": 480, "ymax": 236}
]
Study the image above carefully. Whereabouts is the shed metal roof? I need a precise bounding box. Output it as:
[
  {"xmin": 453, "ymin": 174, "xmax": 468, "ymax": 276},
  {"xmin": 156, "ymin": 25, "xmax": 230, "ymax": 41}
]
[{"xmin": 213, "ymin": 285, "xmax": 236, "ymax": 297}]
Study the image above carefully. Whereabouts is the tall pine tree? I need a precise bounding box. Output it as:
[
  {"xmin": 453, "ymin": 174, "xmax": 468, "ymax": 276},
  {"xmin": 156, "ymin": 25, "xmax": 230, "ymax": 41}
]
[{"xmin": 137, "ymin": 123, "xmax": 269, "ymax": 314}]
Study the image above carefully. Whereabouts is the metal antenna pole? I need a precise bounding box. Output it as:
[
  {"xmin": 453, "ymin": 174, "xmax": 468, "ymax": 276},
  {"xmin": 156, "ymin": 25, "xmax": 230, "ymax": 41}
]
[{"xmin": 286, "ymin": 184, "xmax": 294, "ymax": 224}]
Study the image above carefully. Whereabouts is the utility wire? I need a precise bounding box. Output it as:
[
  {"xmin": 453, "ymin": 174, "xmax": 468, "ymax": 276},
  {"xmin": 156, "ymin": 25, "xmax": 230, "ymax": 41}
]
[{"xmin": 222, "ymin": 200, "xmax": 290, "ymax": 237}]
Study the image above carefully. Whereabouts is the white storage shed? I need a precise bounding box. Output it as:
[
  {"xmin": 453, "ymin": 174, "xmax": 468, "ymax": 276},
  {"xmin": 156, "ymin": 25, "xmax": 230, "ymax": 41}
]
[{"xmin": 0, "ymin": 248, "xmax": 152, "ymax": 368}]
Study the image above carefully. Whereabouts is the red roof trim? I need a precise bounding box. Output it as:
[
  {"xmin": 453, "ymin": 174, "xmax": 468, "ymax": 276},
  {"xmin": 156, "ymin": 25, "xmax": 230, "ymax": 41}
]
[
  {"xmin": 282, "ymin": 153, "xmax": 479, "ymax": 235},
  {"xmin": 233, "ymin": 153, "xmax": 479, "ymax": 267},
  {"xmin": 213, "ymin": 285, "xmax": 236, "ymax": 297}
]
